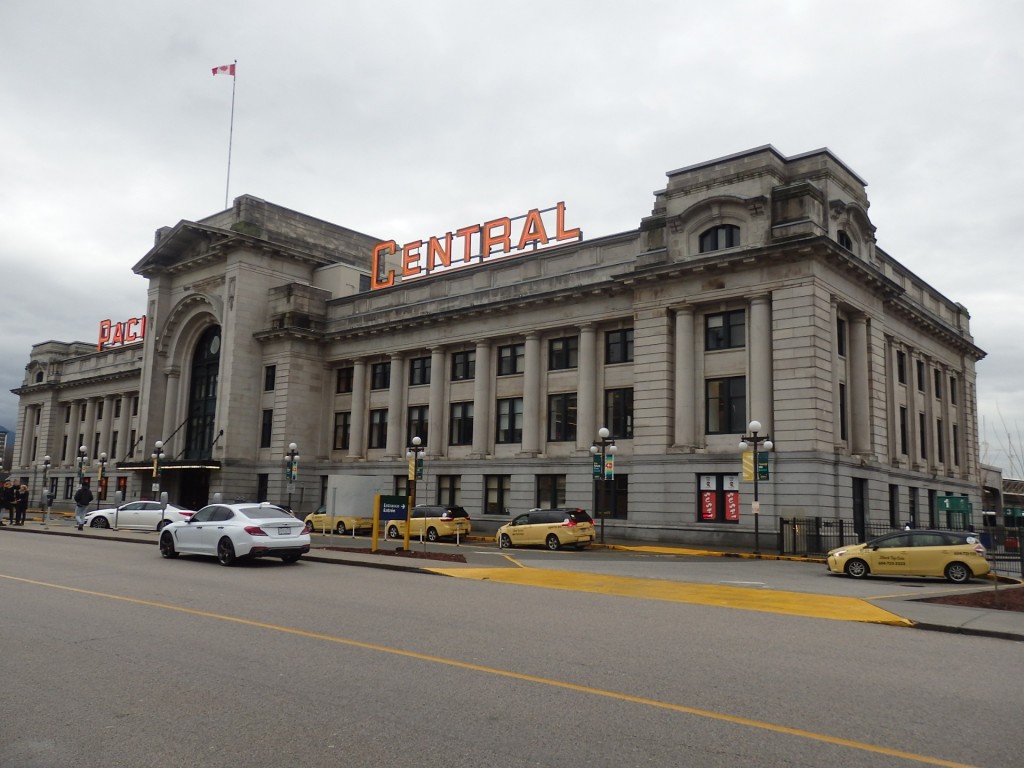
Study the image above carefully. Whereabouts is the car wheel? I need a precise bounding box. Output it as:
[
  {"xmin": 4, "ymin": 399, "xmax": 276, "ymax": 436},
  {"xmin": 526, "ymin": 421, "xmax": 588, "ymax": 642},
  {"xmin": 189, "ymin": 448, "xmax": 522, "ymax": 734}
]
[
  {"xmin": 156, "ymin": 519, "xmax": 170, "ymax": 531},
  {"xmin": 545, "ymin": 534, "xmax": 561, "ymax": 551},
  {"xmin": 387, "ymin": 524, "xmax": 400, "ymax": 539},
  {"xmin": 945, "ymin": 562, "xmax": 971, "ymax": 584},
  {"xmin": 90, "ymin": 517, "xmax": 110, "ymax": 529},
  {"xmin": 217, "ymin": 538, "xmax": 236, "ymax": 566},
  {"xmin": 499, "ymin": 533, "xmax": 513, "ymax": 548},
  {"xmin": 281, "ymin": 553, "xmax": 302, "ymax": 564},
  {"xmin": 335, "ymin": 521, "xmax": 347, "ymax": 535},
  {"xmin": 159, "ymin": 532, "xmax": 179, "ymax": 559},
  {"xmin": 844, "ymin": 558, "xmax": 869, "ymax": 579},
  {"xmin": 426, "ymin": 527, "xmax": 439, "ymax": 542}
]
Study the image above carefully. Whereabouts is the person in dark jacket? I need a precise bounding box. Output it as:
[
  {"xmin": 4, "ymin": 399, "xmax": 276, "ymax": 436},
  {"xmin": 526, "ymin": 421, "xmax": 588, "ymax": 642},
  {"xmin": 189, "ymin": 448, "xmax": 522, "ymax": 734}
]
[
  {"xmin": 1, "ymin": 480, "xmax": 16, "ymax": 525},
  {"xmin": 73, "ymin": 483, "xmax": 93, "ymax": 530},
  {"xmin": 14, "ymin": 484, "xmax": 29, "ymax": 526}
]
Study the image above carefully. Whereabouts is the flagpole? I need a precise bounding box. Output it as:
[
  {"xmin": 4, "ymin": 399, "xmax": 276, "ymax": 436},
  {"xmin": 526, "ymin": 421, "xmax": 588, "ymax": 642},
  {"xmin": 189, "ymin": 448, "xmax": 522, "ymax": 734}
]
[{"xmin": 224, "ymin": 59, "xmax": 237, "ymax": 210}]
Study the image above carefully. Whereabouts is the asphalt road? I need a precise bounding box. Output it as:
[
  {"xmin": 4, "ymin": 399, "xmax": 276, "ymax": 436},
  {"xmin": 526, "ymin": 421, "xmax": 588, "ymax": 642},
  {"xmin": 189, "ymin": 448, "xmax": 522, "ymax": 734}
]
[{"xmin": 1, "ymin": 534, "xmax": 1021, "ymax": 768}]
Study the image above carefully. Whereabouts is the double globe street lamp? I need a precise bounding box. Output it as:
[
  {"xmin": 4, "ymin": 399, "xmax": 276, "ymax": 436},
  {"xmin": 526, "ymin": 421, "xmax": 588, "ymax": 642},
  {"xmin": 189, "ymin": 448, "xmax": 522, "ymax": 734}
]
[
  {"xmin": 285, "ymin": 442, "xmax": 299, "ymax": 512},
  {"xmin": 404, "ymin": 436, "xmax": 425, "ymax": 550},
  {"xmin": 589, "ymin": 427, "xmax": 617, "ymax": 544},
  {"xmin": 738, "ymin": 420, "xmax": 773, "ymax": 555}
]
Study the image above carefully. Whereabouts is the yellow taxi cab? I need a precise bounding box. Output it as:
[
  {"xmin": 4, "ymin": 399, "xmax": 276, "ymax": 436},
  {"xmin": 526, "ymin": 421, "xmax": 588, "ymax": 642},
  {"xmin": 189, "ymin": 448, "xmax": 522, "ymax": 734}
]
[
  {"xmin": 385, "ymin": 505, "xmax": 472, "ymax": 542},
  {"xmin": 496, "ymin": 508, "xmax": 595, "ymax": 551},
  {"xmin": 826, "ymin": 529, "xmax": 990, "ymax": 583},
  {"xmin": 303, "ymin": 504, "xmax": 374, "ymax": 535}
]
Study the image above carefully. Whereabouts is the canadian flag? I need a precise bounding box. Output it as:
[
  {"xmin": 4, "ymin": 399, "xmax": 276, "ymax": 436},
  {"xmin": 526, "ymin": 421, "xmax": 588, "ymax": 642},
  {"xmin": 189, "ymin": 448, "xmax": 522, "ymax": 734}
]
[{"xmin": 212, "ymin": 63, "xmax": 236, "ymax": 76}]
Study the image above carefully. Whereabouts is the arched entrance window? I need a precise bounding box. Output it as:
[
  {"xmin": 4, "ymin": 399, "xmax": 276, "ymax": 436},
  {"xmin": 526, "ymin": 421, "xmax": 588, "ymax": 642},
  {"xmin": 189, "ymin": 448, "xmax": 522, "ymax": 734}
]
[{"xmin": 185, "ymin": 326, "xmax": 221, "ymax": 460}]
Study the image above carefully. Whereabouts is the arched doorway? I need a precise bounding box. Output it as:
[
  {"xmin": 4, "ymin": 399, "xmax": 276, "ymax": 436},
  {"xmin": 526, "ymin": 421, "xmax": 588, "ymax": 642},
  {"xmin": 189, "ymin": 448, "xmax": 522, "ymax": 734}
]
[{"xmin": 179, "ymin": 325, "xmax": 221, "ymax": 510}]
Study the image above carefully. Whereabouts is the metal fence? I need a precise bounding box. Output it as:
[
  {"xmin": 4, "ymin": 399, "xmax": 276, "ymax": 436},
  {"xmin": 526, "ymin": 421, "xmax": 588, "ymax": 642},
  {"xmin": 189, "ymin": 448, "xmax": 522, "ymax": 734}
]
[{"xmin": 778, "ymin": 517, "xmax": 1024, "ymax": 579}]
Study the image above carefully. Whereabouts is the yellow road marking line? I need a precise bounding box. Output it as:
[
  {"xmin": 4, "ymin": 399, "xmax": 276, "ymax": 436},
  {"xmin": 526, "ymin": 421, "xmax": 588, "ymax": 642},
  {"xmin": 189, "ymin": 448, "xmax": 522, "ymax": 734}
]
[
  {"xmin": 427, "ymin": 567, "xmax": 912, "ymax": 625},
  {"xmin": 1, "ymin": 573, "xmax": 970, "ymax": 767}
]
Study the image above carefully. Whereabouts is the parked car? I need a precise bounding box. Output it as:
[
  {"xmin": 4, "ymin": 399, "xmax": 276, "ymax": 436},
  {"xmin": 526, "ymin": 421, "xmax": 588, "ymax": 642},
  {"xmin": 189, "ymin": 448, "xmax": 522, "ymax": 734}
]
[
  {"xmin": 496, "ymin": 508, "xmax": 595, "ymax": 551},
  {"xmin": 159, "ymin": 502, "xmax": 311, "ymax": 566},
  {"xmin": 304, "ymin": 504, "xmax": 374, "ymax": 535},
  {"xmin": 385, "ymin": 504, "xmax": 471, "ymax": 542},
  {"xmin": 826, "ymin": 529, "xmax": 990, "ymax": 583},
  {"xmin": 84, "ymin": 501, "xmax": 193, "ymax": 531}
]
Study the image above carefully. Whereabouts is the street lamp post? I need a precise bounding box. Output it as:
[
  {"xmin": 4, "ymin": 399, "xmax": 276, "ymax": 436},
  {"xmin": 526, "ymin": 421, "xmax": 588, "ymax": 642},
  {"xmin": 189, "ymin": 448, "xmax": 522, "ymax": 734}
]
[
  {"xmin": 589, "ymin": 427, "xmax": 617, "ymax": 544},
  {"xmin": 151, "ymin": 440, "xmax": 165, "ymax": 497},
  {"xmin": 76, "ymin": 445, "xmax": 88, "ymax": 487},
  {"xmin": 285, "ymin": 442, "xmax": 299, "ymax": 512},
  {"xmin": 95, "ymin": 452, "xmax": 108, "ymax": 509},
  {"xmin": 404, "ymin": 436, "xmax": 424, "ymax": 551},
  {"xmin": 41, "ymin": 455, "xmax": 51, "ymax": 527},
  {"xmin": 739, "ymin": 420, "xmax": 774, "ymax": 556}
]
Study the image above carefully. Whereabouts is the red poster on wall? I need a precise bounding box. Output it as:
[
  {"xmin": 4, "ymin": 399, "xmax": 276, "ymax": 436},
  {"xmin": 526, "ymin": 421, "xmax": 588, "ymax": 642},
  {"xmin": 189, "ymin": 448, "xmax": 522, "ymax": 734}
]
[
  {"xmin": 701, "ymin": 491, "xmax": 717, "ymax": 520},
  {"xmin": 725, "ymin": 491, "xmax": 740, "ymax": 521}
]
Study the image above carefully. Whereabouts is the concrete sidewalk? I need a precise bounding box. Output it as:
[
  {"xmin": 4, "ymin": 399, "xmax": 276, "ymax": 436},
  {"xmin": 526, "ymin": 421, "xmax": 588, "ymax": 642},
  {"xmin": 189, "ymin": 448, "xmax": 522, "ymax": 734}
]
[{"xmin": 5, "ymin": 516, "xmax": 1022, "ymax": 642}]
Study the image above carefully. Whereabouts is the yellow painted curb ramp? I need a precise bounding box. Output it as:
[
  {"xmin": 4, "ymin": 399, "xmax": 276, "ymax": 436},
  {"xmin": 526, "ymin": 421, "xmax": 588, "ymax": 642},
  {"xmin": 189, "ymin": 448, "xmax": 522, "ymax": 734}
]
[{"xmin": 428, "ymin": 567, "xmax": 912, "ymax": 626}]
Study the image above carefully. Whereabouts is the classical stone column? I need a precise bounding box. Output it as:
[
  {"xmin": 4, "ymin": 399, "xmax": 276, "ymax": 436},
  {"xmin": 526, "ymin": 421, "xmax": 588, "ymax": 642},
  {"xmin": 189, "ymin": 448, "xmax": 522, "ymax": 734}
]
[
  {"xmin": 849, "ymin": 314, "xmax": 871, "ymax": 455},
  {"xmin": 118, "ymin": 395, "xmax": 133, "ymax": 460},
  {"xmin": 471, "ymin": 340, "xmax": 492, "ymax": 457},
  {"xmin": 83, "ymin": 398, "xmax": 98, "ymax": 460},
  {"xmin": 576, "ymin": 325, "xmax": 597, "ymax": 451},
  {"xmin": 674, "ymin": 306, "xmax": 695, "ymax": 448},
  {"xmin": 521, "ymin": 332, "xmax": 542, "ymax": 456},
  {"xmin": 161, "ymin": 368, "xmax": 180, "ymax": 453},
  {"xmin": 385, "ymin": 353, "xmax": 405, "ymax": 457},
  {"xmin": 749, "ymin": 295, "xmax": 773, "ymax": 435},
  {"xmin": 348, "ymin": 359, "xmax": 367, "ymax": 458},
  {"xmin": 428, "ymin": 347, "xmax": 446, "ymax": 457},
  {"xmin": 98, "ymin": 396, "xmax": 115, "ymax": 461}
]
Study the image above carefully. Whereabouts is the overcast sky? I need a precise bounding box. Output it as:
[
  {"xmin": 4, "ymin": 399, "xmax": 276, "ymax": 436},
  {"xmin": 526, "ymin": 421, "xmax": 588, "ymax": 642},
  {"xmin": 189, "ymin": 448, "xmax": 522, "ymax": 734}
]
[{"xmin": 2, "ymin": 0, "xmax": 1022, "ymax": 475}]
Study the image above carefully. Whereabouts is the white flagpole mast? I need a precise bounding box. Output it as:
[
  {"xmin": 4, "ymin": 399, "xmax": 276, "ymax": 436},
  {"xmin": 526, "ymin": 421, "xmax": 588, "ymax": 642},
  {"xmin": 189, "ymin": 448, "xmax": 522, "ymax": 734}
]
[{"xmin": 224, "ymin": 59, "xmax": 237, "ymax": 209}]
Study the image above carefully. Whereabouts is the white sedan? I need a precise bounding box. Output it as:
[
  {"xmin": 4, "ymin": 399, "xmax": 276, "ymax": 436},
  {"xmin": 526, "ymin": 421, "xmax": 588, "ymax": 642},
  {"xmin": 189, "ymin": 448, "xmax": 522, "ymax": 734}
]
[
  {"xmin": 84, "ymin": 501, "xmax": 193, "ymax": 531},
  {"xmin": 159, "ymin": 503, "xmax": 311, "ymax": 566}
]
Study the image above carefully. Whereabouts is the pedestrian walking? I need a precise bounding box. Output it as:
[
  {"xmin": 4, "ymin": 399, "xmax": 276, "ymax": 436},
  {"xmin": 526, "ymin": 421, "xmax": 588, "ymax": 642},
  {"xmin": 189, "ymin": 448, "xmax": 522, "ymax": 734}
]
[
  {"xmin": 73, "ymin": 483, "xmax": 93, "ymax": 530},
  {"xmin": 14, "ymin": 484, "xmax": 29, "ymax": 525}
]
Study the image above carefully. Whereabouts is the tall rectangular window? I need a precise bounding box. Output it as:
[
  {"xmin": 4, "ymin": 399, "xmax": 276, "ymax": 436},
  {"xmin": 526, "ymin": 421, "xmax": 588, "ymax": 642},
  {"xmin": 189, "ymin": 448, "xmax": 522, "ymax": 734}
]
[
  {"xmin": 705, "ymin": 310, "xmax": 745, "ymax": 351},
  {"xmin": 936, "ymin": 418, "xmax": 945, "ymax": 463},
  {"xmin": 449, "ymin": 402, "xmax": 474, "ymax": 446},
  {"xmin": 838, "ymin": 383, "xmax": 848, "ymax": 441},
  {"xmin": 264, "ymin": 365, "xmax": 277, "ymax": 391},
  {"xmin": 407, "ymin": 405, "xmax": 429, "ymax": 445},
  {"xmin": 705, "ymin": 377, "xmax": 746, "ymax": 434},
  {"xmin": 953, "ymin": 424, "xmax": 960, "ymax": 466},
  {"xmin": 368, "ymin": 409, "xmax": 388, "ymax": 449},
  {"xmin": 485, "ymin": 474, "xmax": 511, "ymax": 515},
  {"xmin": 836, "ymin": 317, "xmax": 847, "ymax": 357},
  {"xmin": 451, "ymin": 350, "xmax": 475, "ymax": 381},
  {"xmin": 605, "ymin": 329, "xmax": 634, "ymax": 364},
  {"xmin": 65, "ymin": 405, "xmax": 72, "ymax": 424},
  {"xmin": 605, "ymin": 388, "xmax": 634, "ymax": 439},
  {"xmin": 496, "ymin": 398, "xmax": 524, "ymax": 443},
  {"xmin": 949, "ymin": 376, "xmax": 958, "ymax": 405},
  {"xmin": 96, "ymin": 401, "xmax": 104, "ymax": 421},
  {"xmin": 916, "ymin": 360, "xmax": 925, "ymax": 393},
  {"xmin": 132, "ymin": 396, "xmax": 139, "ymax": 416},
  {"xmin": 536, "ymin": 475, "xmax": 566, "ymax": 508},
  {"xmin": 896, "ymin": 351, "xmax": 907, "ymax": 384},
  {"xmin": 333, "ymin": 412, "xmax": 351, "ymax": 451},
  {"xmin": 497, "ymin": 343, "xmax": 525, "ymax": 375},
  {"xmin": 547, "ymin": 393, "xmax": 577, "ymax": 442},
  {"xmin": 371, "ymin": 362, "xmax": 391, "ymax": 390},
  {"xmin": 336, "ymin": 366, "xmax": 354, "ymax": 393},
  {"xmin": 114, "ymin": 399, "xmax": 122, "ymax": 418},
  {"xmin": 109, "ymin": 430, "xmax": 118, "ymax": 460},
  {"xmin": 408, "ymin": 357, "xmax": 431, "ymax": 386},
  {"xmin": 548, "ymin": 336, "xmax": 578, "ymax": 370},
  {"xmin": 899, "ymin": 406, "xmax": 908, "ymax": 455},
  {"xmin": 934, "ymin": 369, "xmax": 942, "ymax": 400},
  {"xmin": 918, "ymin": 413, "xmax": 927, "ymax": 459},
  {"xmin": 437, "ymin": 475, "xmax": 461, "ymax": 506},
  {"xmin": 260, "ymin": 409, "xmax": 272, "ymax": 448},
  {"xmin": 889, "ymin": 484, "xmax": 900, "ymax": 528}
]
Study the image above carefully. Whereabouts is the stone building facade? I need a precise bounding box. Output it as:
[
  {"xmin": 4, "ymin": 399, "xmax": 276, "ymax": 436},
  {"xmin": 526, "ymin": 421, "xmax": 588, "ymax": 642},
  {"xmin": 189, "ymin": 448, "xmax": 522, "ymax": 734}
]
[{"xmin": 11, "ymin": 146, "xmax": 986, "ymax": 546}]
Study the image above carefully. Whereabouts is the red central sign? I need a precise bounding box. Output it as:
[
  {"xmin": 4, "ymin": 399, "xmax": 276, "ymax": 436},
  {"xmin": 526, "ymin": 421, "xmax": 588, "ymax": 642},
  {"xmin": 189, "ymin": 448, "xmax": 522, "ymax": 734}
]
[
  {"xmin": 371, "ymin": 202, "xmax": 581, "ymax": 290},
  {"xmin": 98, "ymin": 317, "xmax": 146, "ymax": 351}
]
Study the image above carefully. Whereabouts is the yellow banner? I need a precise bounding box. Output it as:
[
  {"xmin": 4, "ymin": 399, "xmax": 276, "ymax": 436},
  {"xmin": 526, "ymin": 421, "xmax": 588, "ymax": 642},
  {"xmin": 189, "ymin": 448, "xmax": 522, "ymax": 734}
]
[{"xmin": 741, "ymin": 450, "xmax": 754, "ymax": 481}]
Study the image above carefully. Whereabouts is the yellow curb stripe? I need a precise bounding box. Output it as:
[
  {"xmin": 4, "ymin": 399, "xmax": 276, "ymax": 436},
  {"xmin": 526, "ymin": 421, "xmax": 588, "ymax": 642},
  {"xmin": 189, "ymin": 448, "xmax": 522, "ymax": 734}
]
[{"xmin": 427, "ymin": 567, "xmax": 913, "ymax": 626}]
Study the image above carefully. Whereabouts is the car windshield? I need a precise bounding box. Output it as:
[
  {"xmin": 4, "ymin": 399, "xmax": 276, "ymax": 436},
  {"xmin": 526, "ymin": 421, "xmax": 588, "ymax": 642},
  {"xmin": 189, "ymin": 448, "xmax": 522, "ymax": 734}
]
[{"xmin": 239, "ymin": 506, "xmax": 294, "ymax": 520}]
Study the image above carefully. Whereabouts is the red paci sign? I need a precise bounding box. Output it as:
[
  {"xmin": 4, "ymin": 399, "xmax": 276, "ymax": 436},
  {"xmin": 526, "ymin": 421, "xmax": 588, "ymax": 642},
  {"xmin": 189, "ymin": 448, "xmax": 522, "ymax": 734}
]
[
  {"xmin": 98, "ymin": 317, "xmax": 146, "ymax": 351},
  {"xmin": 725, "ymin": 491, "xmax": 740, "ymax": 521}
]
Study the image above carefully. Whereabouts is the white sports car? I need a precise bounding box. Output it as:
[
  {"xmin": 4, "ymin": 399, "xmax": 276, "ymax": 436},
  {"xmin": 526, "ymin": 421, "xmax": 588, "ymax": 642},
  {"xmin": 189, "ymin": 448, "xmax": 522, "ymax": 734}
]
[
  {"xmin": 159, "ymin": 502, "xmax": 311, "ymax": 566},
  {"xmin": 84, "ymin": 501, "xmax": 193, "ymax": 531}
]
